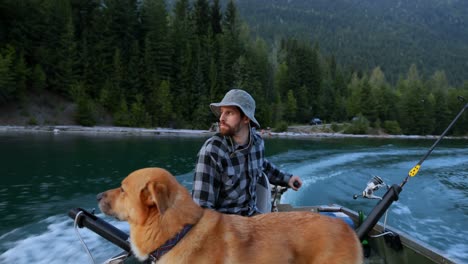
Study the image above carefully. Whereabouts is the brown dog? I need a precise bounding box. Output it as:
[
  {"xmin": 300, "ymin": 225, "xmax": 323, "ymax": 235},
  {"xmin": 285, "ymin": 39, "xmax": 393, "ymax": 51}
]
[{"xmin": 97, "ymin": 168, "xmax": 363, "ymax": 263}]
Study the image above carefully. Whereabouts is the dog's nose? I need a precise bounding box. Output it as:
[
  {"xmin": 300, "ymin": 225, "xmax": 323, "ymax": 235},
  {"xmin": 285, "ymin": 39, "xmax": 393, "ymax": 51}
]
[{"xmin": 96, "ymin": 192, "xmax": 104, "ymax": 202}]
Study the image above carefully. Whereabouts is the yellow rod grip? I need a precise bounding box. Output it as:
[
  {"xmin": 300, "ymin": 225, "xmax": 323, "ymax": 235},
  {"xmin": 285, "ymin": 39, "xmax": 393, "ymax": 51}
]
[{"xmin": 408, "ymin": 164, "xmax": 421, "ymax": 177}]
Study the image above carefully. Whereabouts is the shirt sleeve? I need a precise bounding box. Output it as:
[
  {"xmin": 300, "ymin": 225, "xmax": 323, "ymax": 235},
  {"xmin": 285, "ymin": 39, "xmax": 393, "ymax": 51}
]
[
  {"xmin": 192, "ymin": 142, "xmax": 221, "ymax": 209},
  {"xmin": 263, "ymin": 158, "xmax": 292, "ymax": 187},
  {"xmin": 255, "ymin": 133, "xmax": 291, "ymax": 186}
]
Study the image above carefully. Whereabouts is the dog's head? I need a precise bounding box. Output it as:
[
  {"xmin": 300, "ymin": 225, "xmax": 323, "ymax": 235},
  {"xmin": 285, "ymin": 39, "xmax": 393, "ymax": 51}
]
[{"xmin": 97, "ymin": 167, "xmax": 178, "ymax": 225}]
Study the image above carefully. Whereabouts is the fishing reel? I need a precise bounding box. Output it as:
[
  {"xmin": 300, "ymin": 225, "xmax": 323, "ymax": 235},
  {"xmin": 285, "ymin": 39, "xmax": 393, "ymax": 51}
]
[{"xmin": 353, "ymin": 175, "xmax": 389, "ymax": 200}]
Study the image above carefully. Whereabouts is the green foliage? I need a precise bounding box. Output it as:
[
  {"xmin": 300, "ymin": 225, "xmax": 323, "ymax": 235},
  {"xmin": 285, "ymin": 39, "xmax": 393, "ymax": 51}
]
[
  {"xmin": 284, "ymin": 90, "xmax": 297, "ymax": 123},
  {"xmin": 1, "ymin": 0, "xmax": 467, "ymax": 136},
  {"xmin": 31, "ymin": 64, "xmax": 47, "ymax": 92},
  {"xmin": 42, "ymin": 0, "xmax": 77, "ymax": 94},
  {"xmin": 235, "ymin": 0, "xmax": 468, "ymax": 85},
  {"xmin": 71, "ymin": 81, "xmax": 96, "ymax": 126},
  {"xmin": 27, "ymin": 117, "xmax": 38, "ymax": 126},
  {"xmin": 147, "ymin": 80, "xmax": 173, "ymax": 127},
  {"xmin": 113, "ymin": 97, "xmax": 130, "ymax": 127},
  {"xmin": 0, "ymin": 45, "xmax": 16, "ymax": 103},
  {"xmin": 273, "ymin": 121, "xmax": 289, "ymax": 132},
  {"xmin": 330, "ymin": 122, "xmax": 343, "ymax": 132},
  {"xmin": 383, "ymin": 120, "xmax": 402, "ymax": 135},
  {"xmin": 129, "ymin": 94, "xmax": 151, "ymax": 128},
  {"xmin": 344, "ymin": 114, "xmax": 370, "ymax": 135},
  {"xmin": 75, "ymin": 96, "xmax": 96, "ymax": 126}
]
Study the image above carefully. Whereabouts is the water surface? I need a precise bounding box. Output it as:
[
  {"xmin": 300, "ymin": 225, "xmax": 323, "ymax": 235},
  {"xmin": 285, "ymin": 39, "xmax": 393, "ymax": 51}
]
[{"xmin": 0, "ymin": 133, "xmax": 466, "ymax": 263}]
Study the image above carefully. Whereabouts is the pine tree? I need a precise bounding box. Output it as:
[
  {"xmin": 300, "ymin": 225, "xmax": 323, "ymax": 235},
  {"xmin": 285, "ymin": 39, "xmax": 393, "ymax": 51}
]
[
  {"xmin": 127, "ymin": 41, "xmax": 144, "ymax": 98},
  {"xmin": 42, "ymin": 0, "xmax": 77, "ymax": 95},
  {"xmin": 211, "ymin": 0, "xmax": 222, "ymax": 35},
  {"xmin": 359, "ymin": 77, "xmax": 378, "ymax": 124},
  {"xmin": 285, "ymin": 90, "xmax": 297, "ymax": 123},
  {"xmin": 346, "ymin": 73, "xmax": 362, "ymax": 119},
  {"xmin": 114, "ymin": 97, "xmax": 130, "ymax": 127},
  {"xmin": 14, "ymin": 51, "xmax": 30, "ymax": 101},
  {"xmin": 193, "ymin": 0, "xmax": 210, "ymax": 37},
  {"xmin": 105, "ymin": 0, "xmax": 139, "ymax": 58},
  {"xmin": 129, "ymin": 94, "xmax": 151, "ymax": 127},
  {"xmin": 0, "ymin": 45, "xmax": 16, "ymax": 103},
  {"xmin": 398, "ymin": 64, "xmax": 434, "ymax": 134},
  {"xmin": 142, "ymin": 0, "xmax": 171, "ymax": 84},
  {"xmin": 222, "ymin": 0, "xmax": 242, "ymax": 89},
  {"xmin": 31, "ymin": 64, "xmax": 47, "ymax": 92}
]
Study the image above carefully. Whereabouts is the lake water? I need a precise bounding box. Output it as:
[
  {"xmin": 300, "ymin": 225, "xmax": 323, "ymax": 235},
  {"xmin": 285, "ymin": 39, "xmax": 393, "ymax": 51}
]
[{"xmin": 0, "ymin": 132, "xmax": 466, "ymax": 263}]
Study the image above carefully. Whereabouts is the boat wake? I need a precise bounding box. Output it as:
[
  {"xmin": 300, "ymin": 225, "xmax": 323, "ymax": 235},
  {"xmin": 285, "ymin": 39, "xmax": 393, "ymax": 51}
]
[{"xmin": 0, "ymin": 214, "xmax": 128, "ymax": 264}]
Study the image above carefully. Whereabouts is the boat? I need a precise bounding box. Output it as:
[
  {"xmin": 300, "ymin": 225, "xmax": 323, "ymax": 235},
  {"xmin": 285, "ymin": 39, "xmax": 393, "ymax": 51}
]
[
  {"xmin": 68, "ymin": 181, "xmax": 457, "ymax": 264},
  {"xmin": 69, "ymin": 99, "xmax": 466, "ymax": 263}
]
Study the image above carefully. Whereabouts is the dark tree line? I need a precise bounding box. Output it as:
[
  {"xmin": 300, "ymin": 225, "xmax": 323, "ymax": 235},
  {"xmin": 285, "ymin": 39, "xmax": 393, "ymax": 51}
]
[
  {"xmin": 236, "ymin": 0, "xmax": 468, "ymax": 85},
  {"xmin": 0, "ymin": 0, "xmax": 467, "ymax": 135}
]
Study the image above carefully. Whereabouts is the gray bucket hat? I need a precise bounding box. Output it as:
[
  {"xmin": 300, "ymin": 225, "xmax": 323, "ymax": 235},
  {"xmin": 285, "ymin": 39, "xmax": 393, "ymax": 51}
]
[{"xmin": 210, "ymin": 89, "xmax": 260, "ymax": 128}]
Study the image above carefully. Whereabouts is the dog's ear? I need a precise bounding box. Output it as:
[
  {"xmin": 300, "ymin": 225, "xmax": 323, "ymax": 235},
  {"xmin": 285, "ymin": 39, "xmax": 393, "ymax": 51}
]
[{"xmin": 146, "ymin": 181, "xmax": 170, "ymax": 215}]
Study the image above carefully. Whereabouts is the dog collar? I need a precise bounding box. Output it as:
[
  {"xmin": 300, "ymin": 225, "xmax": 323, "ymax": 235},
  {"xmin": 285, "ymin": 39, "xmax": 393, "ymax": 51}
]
[{"xmin": 149, "ymin": 224, "xmax": 193, "ymax": 262}]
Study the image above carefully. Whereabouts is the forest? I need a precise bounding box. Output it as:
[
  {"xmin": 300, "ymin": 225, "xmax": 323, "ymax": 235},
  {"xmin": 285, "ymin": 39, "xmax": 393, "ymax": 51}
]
[
  {"xmin": 0, "ymin": 0, "xmax": 467, "ymax": 135},
  {"xmin": 235, "ymin": 0, "xmax": 468, "ymax": 85}
]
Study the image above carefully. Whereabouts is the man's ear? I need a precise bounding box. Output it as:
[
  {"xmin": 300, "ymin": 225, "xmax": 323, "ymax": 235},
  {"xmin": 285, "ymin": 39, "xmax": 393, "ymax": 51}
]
[
  {"xmin": 146, "ymin": 181, "xmax": 170, "ymax": 215},
  {"xmin": 242, "ymin": 116, "xmax": 250, "ymax": 125}
]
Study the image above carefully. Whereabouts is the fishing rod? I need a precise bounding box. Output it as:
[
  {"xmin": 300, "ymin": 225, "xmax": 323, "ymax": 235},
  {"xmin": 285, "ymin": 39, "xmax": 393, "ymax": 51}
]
[{"xmin": 355, "ymin": 96, "xmax": 467, "ymax": 241}]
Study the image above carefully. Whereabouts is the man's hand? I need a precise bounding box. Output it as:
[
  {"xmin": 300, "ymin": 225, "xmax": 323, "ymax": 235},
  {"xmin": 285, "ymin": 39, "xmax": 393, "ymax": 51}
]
[{"xmin": 288, "ymin": 175, "xmax": 302, "ymax": 191}]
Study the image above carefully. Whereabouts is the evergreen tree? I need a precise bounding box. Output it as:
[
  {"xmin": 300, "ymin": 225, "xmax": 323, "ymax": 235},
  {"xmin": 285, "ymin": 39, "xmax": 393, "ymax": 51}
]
[
  {"xmin": 222, "ymin": 0, "xmax": 242, "ymax": 89},
  {"xmin": 142, "ymin": 0, "xmax": 171, "ymax": 84},
  {"xmin": 169, "ymin": 0, "xmax": 195, "ymax": 125},
  {"xmin": 369, "ymin": 67, "xmax": 398, "ymax": 122},
  {"xmin": 346, "ymin": 73, "xmax": 362, "ymax": 119},
  {"xmin": 129, "ymin": 94, "xmax": 151, "ymax": 127},
  {"xmin": 157, "ymin": 80, "xmax": 173, "ymax": 126},
  {"xmin": 147, "ymin": 80, "xmax": 173, "ymax": 127},
  {"xmin": 274, "ymin": 62, "xmax": 289, "ymax": 97},
  {"xmin": 0, "ymin": 45, "xmax": 15, "ymax": 103},
  {"xmin": 14, "ymin": 51, "xmax": 30, "ymax": 101},
  {"xmin": 126, "ymin": 41, "xmax": 144, "ymax": 99},
  {"xmin": 72, "ymin": 81, "xmax": 96, "ymax": 126},
  {"xmin": 208, "ymin": 0, "xmax": 225, "ymax": 101},
  {"xmin": 432, "ymin": 94, "xmax": 450, "ymax": 134},
  {"xmin": 211, "ymin": 0, "xmax": 222, "ymax": 35},
  {"xmin": 31, "ymin": 64, "xmax": 47, "ymax": 92},
  {"xmin": 447, "ymin": 86, "xmax": 468, "ymax": 135},
  {"xmin": 106, "ymin": 48, "xmax": 124, "ymax": 112},
  {"xmin": 319, "ymin": 77, "xmax": 335, "ymax": 122},
  {"xmin": 85, "ymin": 1, "xmax": 113, "ymax": 91},
  {"xmin": 398, "ymin": 64, "xmax": 434, "ymax": 134},
  {"xmin": 114, "ymin": 97, "xmax": 130, "ymax": 127},
  {"xmin": 193, "ymin": 0, "xmax": 210, "ymax": 36},
  {"xmin": 359, "ymin": 77, "xmax": 378, "ymax": 124},
  {"xmin": 105, "ymin": 0, "xmax": 139, "ymax": 58},
  {"xmin": 328, "ymin": 55, "xmax": 348, "ymax": 121},
  {"xmin": 70, "ymin": 0, "xmax": 100, "ymax": 89},
  {"xmin": 285, "ymin": 90, "xmax": 297, "ymax": 123},
  {"xmin": 42, "ymin": 0, "xmax": 77, "ymax": 95}
]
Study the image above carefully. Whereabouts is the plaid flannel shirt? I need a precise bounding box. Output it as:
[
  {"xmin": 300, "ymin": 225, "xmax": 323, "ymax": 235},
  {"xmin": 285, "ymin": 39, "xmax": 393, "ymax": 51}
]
[{"xmin": 192, "ymin": 129, "xmax": 292, "ymax": 216}]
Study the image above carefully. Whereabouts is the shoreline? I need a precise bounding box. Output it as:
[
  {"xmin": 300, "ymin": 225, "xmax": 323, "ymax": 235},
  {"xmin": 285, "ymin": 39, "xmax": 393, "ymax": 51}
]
[{"xmin": 1, "ymin": 125, "xmax": 467, "ymax": 140}]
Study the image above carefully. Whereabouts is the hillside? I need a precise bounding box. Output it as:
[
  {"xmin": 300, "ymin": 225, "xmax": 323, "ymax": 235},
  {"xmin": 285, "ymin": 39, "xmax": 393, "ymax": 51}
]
[
  {"xmin": 234, "ymin": 0, "xmax": 468, "ymax": 84},
  {"xmin": 0, "ymin": 91, "xmax": 112, "ymax": 126}
]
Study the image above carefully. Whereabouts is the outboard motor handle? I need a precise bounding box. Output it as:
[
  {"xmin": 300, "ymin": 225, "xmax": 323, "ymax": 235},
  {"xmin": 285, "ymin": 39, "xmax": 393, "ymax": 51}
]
[{"xmin": 69, "ymin": 208, "xmax": 131, "ymax": 253}]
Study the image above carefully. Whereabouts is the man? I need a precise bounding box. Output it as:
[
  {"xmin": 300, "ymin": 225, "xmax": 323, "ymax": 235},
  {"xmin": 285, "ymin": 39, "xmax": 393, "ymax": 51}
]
[{"xmin": 192, "ymin": 89, "xmax": 302, "ymax": 216}]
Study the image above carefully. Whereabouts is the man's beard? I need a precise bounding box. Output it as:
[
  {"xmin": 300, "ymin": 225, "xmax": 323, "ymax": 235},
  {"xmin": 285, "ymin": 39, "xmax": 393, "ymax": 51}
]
[{"xmin": 219, "ymin": 122, "xmax": 239, "ymax": 137}]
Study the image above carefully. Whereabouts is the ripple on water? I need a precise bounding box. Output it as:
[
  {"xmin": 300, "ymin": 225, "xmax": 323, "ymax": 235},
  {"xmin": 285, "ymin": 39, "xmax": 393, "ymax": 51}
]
[{"xmin": 0, "ymin": 214, "xmax": 129, "ymax": 264}]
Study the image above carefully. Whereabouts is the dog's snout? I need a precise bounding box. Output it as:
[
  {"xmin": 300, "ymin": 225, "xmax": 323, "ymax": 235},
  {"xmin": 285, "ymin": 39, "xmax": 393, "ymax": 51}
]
[{"xmin": 96, "ymin": 192, "xmax": 105, "ymax": 202}]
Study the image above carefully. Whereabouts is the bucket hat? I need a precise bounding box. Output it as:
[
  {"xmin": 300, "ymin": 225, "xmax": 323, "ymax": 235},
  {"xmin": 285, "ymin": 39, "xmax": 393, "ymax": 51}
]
[{"xmin": 210, "ymin": 89, "xmax": 260, "ymax": 128}]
